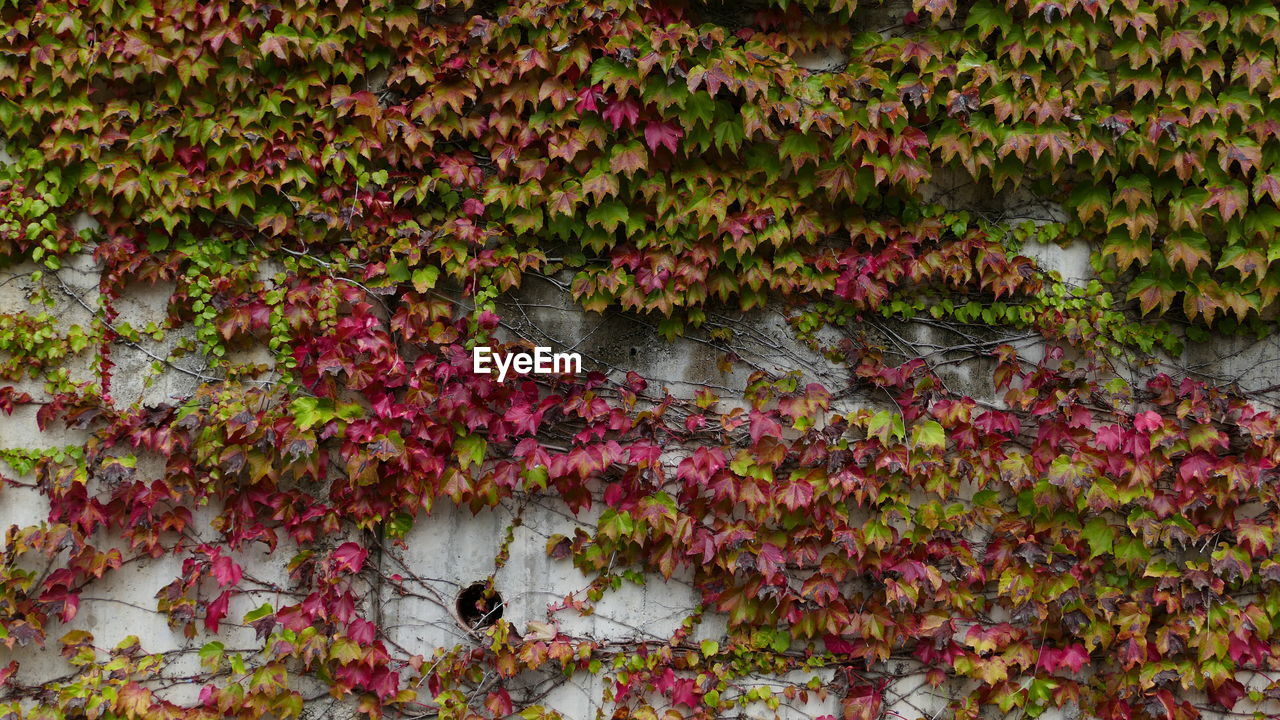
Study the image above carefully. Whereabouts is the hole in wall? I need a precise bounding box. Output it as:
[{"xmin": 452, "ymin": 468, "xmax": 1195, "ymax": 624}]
[{"xmin": 456, "ymin": 582, "xmax": 503, "ymax": 629}]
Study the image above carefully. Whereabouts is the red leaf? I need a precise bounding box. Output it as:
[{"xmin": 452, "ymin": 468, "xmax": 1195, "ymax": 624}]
[
  {"xmin": 1208, "ymin": 679, "xmax": 1245, "ymax": 710},
  {"xmin": 756, "ymin": 543, "xmax": 785, "ymax": 580},
  {"xmin": 60, "ymin": 594, "xmax": 79, "ymax": 623},
  {"xmin": 485, "ymin": 688, "xmax": 513, "ymax": 716},
  {"xmin": 211, "ymin": 554, "xmax": 243, "ymax": 587},
  {"xmin": 602, "ymin": 98, "xmax": 640, "ymax": 130},
  {"xmin": 1038, "ymin": 643, "xmax": 1089, "ymax": 673},
  {"xmin": 348, "ymin": 618, "xmax": 376, "ymax": 645},
  {"xmin": 749, "ymin": 410, "xmax": 782, "ymax": 444},
  {"xmin": 778, "ymin": 480, "xmax": 814, "ymax": 511},
  {"xmin": 205, "ymin": 591, "xmax": 231, "ymax": 633},
  {"xmin": 824, "ymin": 634, "xmax": 858, "ymax": 654},
  {"xmin": 1058, "ymin": 644, "xmax": 1089, "ymax": 672},
  {"xmin": 1133, "ymin": 411, "xmax": 1162, "ymax": 433},
  {"xmin": 643, "ymin": 122, "xmax": 683, "ymax": 154},
  {"xmin": 332, "ymin": 542, "xmax": 368, "ymax": 574},
  {"xmin": 671, "ymin": 678, "xmax": 700, "ymax": 708},
  {"xmin": 370, "ymin": 668, "xmax": 399, "ymax": 699}
]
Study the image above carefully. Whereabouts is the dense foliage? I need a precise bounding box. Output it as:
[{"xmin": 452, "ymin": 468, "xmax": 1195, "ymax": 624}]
[{"xmin": 1, "ymin": 0, "xmax": 1280, "ymax": 719}]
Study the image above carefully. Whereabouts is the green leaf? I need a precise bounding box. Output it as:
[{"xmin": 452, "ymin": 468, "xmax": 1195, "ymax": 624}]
[
  {"xmin": 867, "ymin": 410, "xmax": 905, "ymax": 443},
  {"xmin": 586, "ymin": 201, "xmax": 629, "ymax": 232},
  {"xmin": 243, "ymin": 604, "xmax": 274, "ymax": 623},
  {"xmin": 912, "ymin": 420, "xmax": 945, "ymax": 450},
  {"xmin": 455, "ymin": 433, "xmax": 486, "ymax": 469},
  {"xmin": 412, "ymin": 266, "xmax": 440, "ymax": 292},
  {"xmin": 385, "ymin": 261, "xmax": 410, "ymax": 283},
  {"xmin": 1082, "ymin": 517, "xmax": 1114, "ymax": 559},
  {"xmin": 289, "ymin": 397, "xmax": 331, "ymax": 430}
]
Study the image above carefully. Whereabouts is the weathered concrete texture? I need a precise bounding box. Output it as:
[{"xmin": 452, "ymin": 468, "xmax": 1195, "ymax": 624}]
[
  {"xmin": 496, "ymin": 276, "xmax": 853, "ymax": 409},
  {"xmin": 1021, "ymin": 238, "xmax": 1092, "ymax": 287},
  {"xmin": 382, "ymin": 501, "xmax": 703, "ymax": 654},
  {"xmin": 106, "ymin": 279, "xmax": 204, "ymax": 409},
  {"xmin": 1179, "ymin": 332, "xmax": 1280, "ymax": 399}
]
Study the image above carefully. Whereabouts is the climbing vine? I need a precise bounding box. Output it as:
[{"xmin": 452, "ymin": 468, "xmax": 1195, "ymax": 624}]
[{"xmin": 1, "ymin": 0, "xmax": 1280, "ymax": 719}]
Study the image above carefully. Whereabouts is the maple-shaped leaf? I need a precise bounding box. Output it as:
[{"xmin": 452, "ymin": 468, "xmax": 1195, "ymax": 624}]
[
  {"xmin": 370, "ymin": 668, "xmax": 399, "ymax": 699},
  {"xmin": 1131, "ymin": 274, "xmax": 1177, "ymax": 313},
  {"xmin": 1219, "ymin": 140, "xmax": 1262, "ymax": 175},
  {"xmin": 643, "ymin": 122, "xmax": 682, "ymax": 154},
  {"xmin": 966, "ymin": 3, "xmax": 1008, "ymax": 40},
  {"xmin": 824, "ymin": 634, "xmax": 859, "ymax": 655},
  {"xmin": 755, "ymin": 543, "xmax": 785, "ymax": 580},
  {"xmin": 1253, "ymin": 173, "xmax": 1280, "ymax": 203},
  {"xmin": 749, "ymin": 410, "xmax": 782, "ymax": 444},
  {"xmin": 601, "ymin": 98, "xmax": 639, "ymax": 129},
  {"xmin": 1133, "ymin": 411, "xmax": 1163, "ymax": 433},
  {"xmin": 777, "ymin": 480, "xmax": 814, "ymax": 511},
  {"xmin": 1210, "ymin": 546, "xmax": 1251, "ymax": 583},
  {"xmin": 204, "ymin": 591, "xmax": 230, "ymax": 633},
  {"xmin": 1183, "ymin": 280, "xmax": 1225, "ymax": 323},
  {"xmin": 211, "ymin": 554, "xmax": 242, "ymax": 587},
  {"xmin": 485, "ymin": 689, "xmax": 513, "ymax": 717},
  {"xmin": 1205, "ymin": 184, "xmax": 1249, "ymax": 222},
  {"xmin": 1071, "ymin": 185, "xmax": 1110, "ymax": 222},
  {"xmin": 817, "ymin": 164, "xmax": 858, "ymax": 198},
  {"xmin": 964, "ymin": 623, "xmax": 1014, "ymax": 655},
  {"xmin": 1037, "ymin": 643, "xmax": 1090, "ymax": 673},
  {"xmin": 670, "ymin": 678, "xmax": 700, "ymax": 708},
  {"xmin": 1234, "ymin": 521, "xmax": 1275, "ymax": 558},
  {"xmin": 332, "ymin": 542, "xmax": 368, "ymax": 573},
  {"xmin": 610, "ymin": 141, "xmax": 648, "ymax": 177},
  {"xmin": 1104, "ymin": 232, "xmax": 1152, "ymax": 273},
  {"xmin": 581, "ymin": 169, "xmax": 619, "ymax": 202},
  {"xmin": 1207, "ymin": 679, "xmax": 1245, "ymax": 710},
  {"xmin": 1163, "ymin": 232, "xmax": 1210, "ymax": 273},
  {"xmin": 1162, "ymin": 30, "xmax": 1206, "ymax": 62},
  {"xmin": 686, "ymin": 63, "xmax": 733, "ymax": 96},
  {"xmin": 347, "ymin": 618, "xmax": 376, "ymax": 645},
  {"xmin": 974, "ymin": 656, "xmax": 1008, "ymax": 685}
]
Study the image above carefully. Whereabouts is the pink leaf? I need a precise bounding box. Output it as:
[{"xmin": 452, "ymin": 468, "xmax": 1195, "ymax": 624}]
[
  {"xmin": 643, "ymin": 122, "xmax": 683, "ymax": 153},
  {"xmin": 332, "ymin": 542, "xmax": 368, "ymax": 574},
  {"xmin": 1208, "ymin": 678, "xmax": 1245, "ymax": 710},
  {"xmin": 671, "ymin": 678, "xmax": 700, "ymax": 708},
  {"xmin": 60, "ymin": 594, "xmax": 79, "ymax": 623},
  {"xmin": 205, "ymin": 591, "xmax": 231, "ymax": 633},
  {"xmin": 602, "ymin": 98, "xmax": 640, "ymax": 130},
  {"xmin": 756, "ymin": 543, "xmax": 785, "ymax": 580},
  {"xmin": 1094, "ymin": 425, "xmax": 1124, "ymax": 451},
  {"xmin": 778, "ymin": 480, "xmax": 814, "ymax": 511},
  {"xmin": 485, "ymin": 688, "xmax": 513, "ymax": 716},
  {"xmin": 348, "ymin": 618, "xmax": 376, "ymax": 645},
  {"xmin": 576, "ymin": 84, "xmax": 604, "ymax": 112},
  {"xmin": 212, "ymin": 554, "xmax": 243, "ymax": 587},
  {"xmin": 749, "ymin": 410, "xmax": 782, "ymax": 444},
  {"xmin": 823, "ymin": 634, "xmax": 858, "ymax": 654},
  {"xmin": 1134, "ymin": 410, "xmax": 1163, "ymax": 432}
]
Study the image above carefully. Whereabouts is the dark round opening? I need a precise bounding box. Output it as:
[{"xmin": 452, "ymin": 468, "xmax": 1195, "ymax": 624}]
[{"xmin": 456, "ymin": 582, "xmax": 503, "ymax": 629}]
